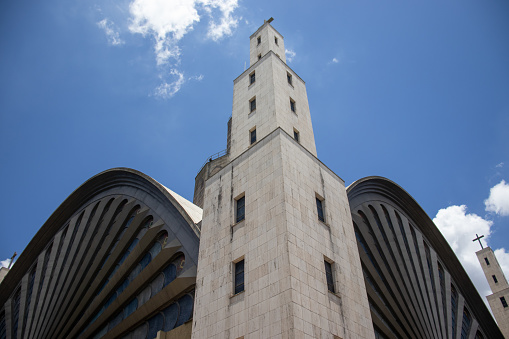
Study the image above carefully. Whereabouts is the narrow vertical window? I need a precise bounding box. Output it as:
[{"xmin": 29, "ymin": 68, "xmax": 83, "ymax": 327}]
[
  {"xmin": 249, "ymin": 97, "xmax": 256, "ymax": 113},
  {"xmin": 501, "ymin": 297, "xmax": 508, "ymax": 308},
  {"xmin": 324, "ymin": 259, "xmax": 335, "ymax": 293},
  {"xmin": 460, "ymin": 308, "xmax": 472, "ymax": 339},
  {"xmin": 290, "ymin": 98, "xmax": 296, "ymax": 113},
  {"xmin": 250, "ymin": 128, "xmax": 256, "ymax": 145},
  {"xmin": 316, "ymin": 196, "xmax": 325, "ymax": 222},
  {"xmin": 257, "ymin": 54, "xmax": 261, "ymax": 60},
  {"xmin": 274, "ymin": 36, "xmax": 278, "ymax": 45},
  {"xmin": 492, "ymin": 275, "xmax": 498, "ymax": 283},
  {"xmin": 236, "ymin": 195, "xmax": 245, "ymax": 223},
  {"xmin": 293, "ymin": 128, "xmax": 299, "ymax": 143},
  {"xmin": 257, "ymin": 36, "xmax": 261, "ymax": 45},
  {"xmin": 451, "ymin": 285, "xmax": 458, "ymax": 339},
  {"xmin": 287, "ymin": 72, "xmax": 292, "ymax": 85},
  {"xmin": 249, "ymin": 71, "xmax": 255, "ymax": 85},
  {"xmin": 234, "ymin": 259, "xmax": 245, "ymax": 294},
  {"xmin": 484, "ymin": 257, "xmax": 490, "ymax": 265}
]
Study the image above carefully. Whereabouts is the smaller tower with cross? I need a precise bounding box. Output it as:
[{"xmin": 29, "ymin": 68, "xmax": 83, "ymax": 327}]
[{"xmin": 474, "ymin": 236, "xmax": 509, "ymax": 338}]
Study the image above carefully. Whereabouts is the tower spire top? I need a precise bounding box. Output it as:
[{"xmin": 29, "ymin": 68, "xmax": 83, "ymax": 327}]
[{"xmin": 473, "ymin": 233, "xmax": 485, "ymax": 249}]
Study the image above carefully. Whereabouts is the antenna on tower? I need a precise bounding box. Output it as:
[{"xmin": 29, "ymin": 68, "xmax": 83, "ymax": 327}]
[{"xmin": 244, "ymin": 61, "xmax": 246, "ymax": 71}]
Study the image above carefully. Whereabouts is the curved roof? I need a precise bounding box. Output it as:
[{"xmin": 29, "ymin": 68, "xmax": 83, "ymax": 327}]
[
  {"xmin": 347, "ymin": 176, "xmax": 502, "ymax": 338},
  {"xmin": 0, "ymin": 168, "xmax": 202, "ymax": 304}
]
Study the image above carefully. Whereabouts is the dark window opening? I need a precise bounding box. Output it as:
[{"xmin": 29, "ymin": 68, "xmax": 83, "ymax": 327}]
[
  {"xmin": 290, "ymin": 98, "xmax": 296, "ymax": 112},
  {"xmin": 236, "ymin": 196, "xmax": 245, "ymax": 223},
  {"xmin": 250, "ymin": 98, "xmax": 256, "ymax": 112},
  {"xmin": 234, "ymin": 260, "xmax": 245, "ymax": 294},
  {"xmin": 501, "ymin": 297, "xmax": 508, "ymax": 308},
  {"xmin": 460, "ymin": 308, "xmax": 472, "ymax": 339},
  {"xmin": 257, "ymin": 36, "xmax": 261, "ymax": 45},
  {"xmin": 294, "ymin": 130, "xmax": 299, "ymax": 142},
  {"xmin": 484, "ymin": 257, "xmax": 490, "ymax": 265},
  {"xmin": 250, "ymin": 129, "xmax": 256, "ymax": 145},
  {"xmin": 451, "ymin": 285, "xmax": 458, "ymax": 339},
  {"xmin": 274, "ymin": 36, "xmax": 278, "ymax": 45},
  {"xmin": 287, "ymin": 72, "xmax": 292, "ymax": 85},
  {"xmin": 493, "ymin": 275, "xmax": 498, "ymax": 283},
  {"xmin": 325, "ymin": 260, "xmax": 335, "ymax": 293},
  {"xmin": 257, "ymin": 54, "xmax": 261, "ymax": 60},
  {"xmin": 250, "ymin": 72, "xmax": 255, "ymax": 85},
  {"xmin": 316, "ymin": 197, "xmax": 325, "ymax": 222}
]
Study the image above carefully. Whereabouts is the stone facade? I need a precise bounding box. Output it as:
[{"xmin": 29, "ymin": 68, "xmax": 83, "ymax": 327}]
[
  {"xmin": 476, "ymin": 247, "xmax": 509, "ymax": 338},
  {"xmin": 192, "ymin": 20, "xmax": 373, "ymax": 339}
]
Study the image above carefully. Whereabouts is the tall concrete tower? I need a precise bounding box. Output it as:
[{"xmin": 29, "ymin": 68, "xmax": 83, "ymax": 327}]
[
  {"xmin": 476, "ymin": 247, "xmax": 509, "ymax": 338},
  {"xmin": 192, "ymin": 19, "xmax": 373, "ymax": 338}
]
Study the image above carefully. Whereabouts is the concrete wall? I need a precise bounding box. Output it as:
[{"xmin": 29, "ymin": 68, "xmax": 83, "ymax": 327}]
[{"xmin": 193, "ymin": 129, "xmax": 373, "ymax": 338}]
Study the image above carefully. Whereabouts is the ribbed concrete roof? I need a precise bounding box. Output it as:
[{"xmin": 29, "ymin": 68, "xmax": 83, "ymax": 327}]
[{"xmin": 162, "ymin": 185, "xmax": 202, "ymax": 224}]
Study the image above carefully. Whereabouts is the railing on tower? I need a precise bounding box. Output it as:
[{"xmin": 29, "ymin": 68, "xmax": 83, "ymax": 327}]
[{"xmin": 197, "ymin": 149, "xmax": 228, "ymax": 174}]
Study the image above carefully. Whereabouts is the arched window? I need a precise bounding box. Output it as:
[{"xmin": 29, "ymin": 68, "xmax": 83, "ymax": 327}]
[
  {"xmin": 460, "ymin": 308, "xmax": 472, "ymax": 339},
  {"xmin": 437, "ymin": 262, "xmax": 447, "ymax": 331},
  {"xmin": 451, "ymin": 285, "xmax": 458, "ymax": 339}
]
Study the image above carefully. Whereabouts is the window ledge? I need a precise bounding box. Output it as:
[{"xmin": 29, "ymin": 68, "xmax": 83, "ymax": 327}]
[
  {"xmin": 328, "ymin": 290, "xmax": 340, "ymax": 298},
  {"xmin": 318, "ymin": 219, "xmax": 330, "ymax": 227},
  {"xmin": 249, "ymin": 110, "xmax": 256, "ymax": 115},
  {"xmin": 232, "ymin": 219, "xmax": 245, "ymax": 228},
  {"xmin": 230, "ymin": 290, "xmax": 245, "ymax": 298}
]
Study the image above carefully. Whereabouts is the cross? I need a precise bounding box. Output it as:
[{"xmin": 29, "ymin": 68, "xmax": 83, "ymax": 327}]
[{"xmin": 472, "ymin": 234, "xmax": 484, "ymax": 249}]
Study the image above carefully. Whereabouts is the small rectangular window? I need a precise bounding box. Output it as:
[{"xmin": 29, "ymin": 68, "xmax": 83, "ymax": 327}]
[
  {"xmin": 290, "ymin": 98, "xmax": 296, "ymax": 113},
  {"xmin": 249, "ymin": 97, "xmax": 256, "ymax": 113},
  {"xmin": 274, "ymin": 36, "xmax": 278, "ymax": 45},
  {"xmin": 501, "ymin": 297, "xmax": 508, "ymax": 308},
  {"xmin": 324, "ymin": 260, "xmax": 335, "ymax": 293},
  {"xmin": 484, "ymin": 257, "xmax": 490, "ymax": 265},
  {"xmin": 236, "ymin": 195, "xmax": 245, "ymax": 223},
  {"xmin": 293, "ymin": 128, "xmax": 299, "ymax": 142},
  {"xmin": 234, "ymin": 259, "xmax": 245, "ymax": 294},
  {"xmin": 493, "ymin": 275, "xmax": 498, "ymax": 283},
  {"xmin": 257, "ymin": 54, "xmax": 261, "ymax": 60},
  {"xmin": 287, "ymin": 72, "xmax": 292, "ymax": 85},
  {"xmin": 249, "ymin": 71, "xmax": 255, "ymax": 85},
  {"xmin": 257, "ymin": 36, "xmax": 261, "ymax": 45},
  {"xmin": 250, "ymin": 128, "xmax": 256, "ymax": 145},
  {"xmin": 316, "ymin": 196, "xmax": 325, "ymax": 222}
]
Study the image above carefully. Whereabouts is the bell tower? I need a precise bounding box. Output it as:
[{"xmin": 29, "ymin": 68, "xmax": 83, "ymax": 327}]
[
  {"xmin": 476, "ymin": 245, "xmax": 509, "ymax": 338},
  {"xmin": 192, "ymin": 19, "xmax": 374, "ymax": 338}
]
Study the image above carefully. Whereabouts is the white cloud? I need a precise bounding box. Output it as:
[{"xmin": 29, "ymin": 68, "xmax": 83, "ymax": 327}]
[
  {"xmin": 1, "ymin": 258, "xmax": 12, "ymax": 269},
  {"xmin": 154, "ymin": 69, "xmax": 186, "ymax": 99},
  {"xmin": 494, "ymin": 248, "xmax": 509, "ymax": 279},
  {"xmin": 331, "ymin": 57, "xmax": 339, "ymax": 63},
  {"xmin": 433, "ymin": 205, "xmax": 495, "ymax": 297},
  {"xmin": 485, "ymin": 180, "xmax": 509, "ymax": 216},
  {"xmin": 190, "ymin": 74, "xmax": 204, "ymax": 81},
  {"xmin": 128, "ymin": 0, "xmax": 239, "ymax": 64},
  {"xmin": 126, "ymin": 0, "xmax": 238, "ymax": 97},
  {"xmin": 285, "ymin": 49, "xmax": 296, "ymax": 63},
  {"xmin": 128, "ymin": 0, "xmax": 199, "ymax": 65},
  {"xmin": 496, "ymin": 162, "xmax": 504, "ymax": 168},
  {"xmin": 202, "ymin": 0, "xmax": 239, "ymax": 41},
  {"xmin": 97, "ymin": 18, "xmax": 125, "ymax": 46}
]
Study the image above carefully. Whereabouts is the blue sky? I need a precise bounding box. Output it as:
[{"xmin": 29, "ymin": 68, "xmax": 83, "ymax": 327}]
[{"xmin": 1, "ymin": 0, "xmax": 508, "ymax": 300}]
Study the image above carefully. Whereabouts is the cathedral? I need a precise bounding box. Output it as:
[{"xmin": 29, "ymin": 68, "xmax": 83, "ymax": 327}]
[{"xmin": 0, "ymin": 20, "xmax": 505, "ymax": 339}]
